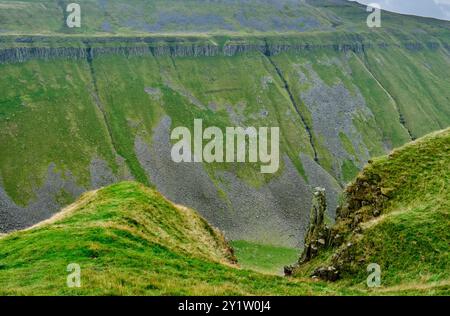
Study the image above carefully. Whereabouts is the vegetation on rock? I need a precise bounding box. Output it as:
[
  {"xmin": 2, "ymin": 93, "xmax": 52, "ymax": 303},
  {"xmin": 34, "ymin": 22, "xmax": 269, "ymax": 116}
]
[{"xmin": 294, "ymin": 128, "xmax": 450, "ymax": 294}]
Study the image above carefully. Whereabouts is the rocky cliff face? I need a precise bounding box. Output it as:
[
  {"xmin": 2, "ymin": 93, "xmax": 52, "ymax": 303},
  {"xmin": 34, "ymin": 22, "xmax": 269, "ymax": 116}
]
[{"xmin": 0, "ymin": 35, "xmax": 445, "ymax": 64}]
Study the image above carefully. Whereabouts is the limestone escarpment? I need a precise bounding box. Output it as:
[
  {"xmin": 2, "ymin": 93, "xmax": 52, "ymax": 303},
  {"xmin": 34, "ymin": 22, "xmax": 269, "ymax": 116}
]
[{"xmin": 0, "ymin": 35, "xmax": 446, "ymax": 64}]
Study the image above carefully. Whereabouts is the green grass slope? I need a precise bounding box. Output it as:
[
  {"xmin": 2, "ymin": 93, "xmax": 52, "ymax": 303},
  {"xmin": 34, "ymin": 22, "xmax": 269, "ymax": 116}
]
[
  {"xmin": 1, "ymin": 180, "xmax": 446, "ymax": 296},
  {"xmin": 294, "ymin": 128, "xmax": 450, "ymax": 295},
  {"xmin": 0, "ymin": 58, "xmax": 119, "ymax": 205},
  {"xmin": 0, "ymin": 181, "xmax": 349, "ymax": 295},
  {"xmin": 0, "ymin": 0, "xmax": 449, "ymax": 36},
  {"xmin": 230, "ymin": 240, "xmax": 299, "ymax": 275}
]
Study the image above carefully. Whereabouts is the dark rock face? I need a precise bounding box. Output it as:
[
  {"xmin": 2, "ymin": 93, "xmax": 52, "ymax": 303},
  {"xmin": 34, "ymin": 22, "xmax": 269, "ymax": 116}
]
[
  {"xmin": 336, "ymin": 172, "xmax": 389, "ymax": 225},
  {"xmin": 312, "ymin": 266, "xmax": 340, "ymax": 282},
  {"xmin": 90, "ymin": 156, "xmax": 133, "ymax": 190},
  {"xmin": 286, "ymin": 187, "xmax": 344, "ymax": 281},
  {"xmin": 0, "ymin": 47, "xmax": 88, "ymax": 64},
  {"xmin": 292, "ymin": 170, "xmax": 392, "ymax": 281},
  {"xmin": 150, "ymin": 44, "xmax": 220, "ymax": 57},
  {"xmin": 300, "ymin": 153, "xmax": 341, "ymax": 219},
  {"xmin": 300, "ymin": 187, "xmax": 332, "ymax": 263},
  {"xmin": 285, "ymin": 187, "xmax": 332, "ymax": 276},
  {"xmin": 214, "ymin": 159, "xmax": 312, "ymax": 247},
  {"xmin": 0, "ymin": 35, "xmax": 442, "ymax": 64},
  {"xmin": 284, "ymin": 265, "xmax": 294, "ymax": 276}
]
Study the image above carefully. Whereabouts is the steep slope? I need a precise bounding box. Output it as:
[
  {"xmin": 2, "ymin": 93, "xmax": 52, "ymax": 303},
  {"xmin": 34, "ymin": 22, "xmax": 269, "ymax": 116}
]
[
  {"xmin": 1, "ymin": 37, "xmax": 449, "ymax": 247},
  {"xmin": 0, "ymin": 180, "xmax": 446, "ymax": 295},
  {"xmin": 0, "ymin": 181, "xmax": 352, "ymax": 295},
  {"xmin": 293, "ymin": 128, "xmax": 450, "ymax": 293},
  {"xmin": 0, "ymin": 0, "xmax": 449, "ymax": 248}
]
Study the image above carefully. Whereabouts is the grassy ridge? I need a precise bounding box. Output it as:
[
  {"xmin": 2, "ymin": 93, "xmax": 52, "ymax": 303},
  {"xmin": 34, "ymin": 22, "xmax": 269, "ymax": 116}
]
[
  {"xmin": 0, "ymin": 181, "xmax": 352, "ymax": 296},
  {"xmin": 294, "ymin": 128, "xmax": 450, "ymax": 293}
]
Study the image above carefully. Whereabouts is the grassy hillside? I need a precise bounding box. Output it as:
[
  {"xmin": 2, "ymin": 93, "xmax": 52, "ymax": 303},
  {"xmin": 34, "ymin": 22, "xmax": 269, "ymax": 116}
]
[
  {"xmin": 1, "ymin": 43, "xmax": 449, "ymax": 247},
  {"xmin": 0, "ymin": 0, "xmax": 449, "ymax": 249},
  {"xmin": 294, "ymin": 128, "xmax": 450, "ymax": 294},
  {"xmin": 0, "ymin": 181, "xmax": 351, "ymax": 295},
  {"xmin": 230, "ymin": 240, "xmax": 299, "ymax": 275},
  {"xmin": 0, "ymin": 180, "xmax": 446, "ymax": 295},
  {"xmin": 0, "ymin": 0, "xmax": 448, "ymax": 296},
  {"xmin": 0, "ymin": 0, "xmax": 449, "ymax": 35}
]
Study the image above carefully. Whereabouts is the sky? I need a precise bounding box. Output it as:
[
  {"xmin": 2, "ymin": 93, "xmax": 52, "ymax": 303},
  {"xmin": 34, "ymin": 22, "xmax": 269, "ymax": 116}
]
[{"xmin": 350, "ymin": 0, "xmax": 450, "ymax": 21}]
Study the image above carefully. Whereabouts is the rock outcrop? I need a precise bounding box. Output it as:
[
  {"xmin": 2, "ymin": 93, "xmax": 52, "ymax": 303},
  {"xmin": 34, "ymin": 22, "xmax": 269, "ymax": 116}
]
[
  {"xmin": 291, "ymin": 167, "xmax": 391, "ymax": 281},
  {"xmin": 285, "ymin": 187, "xmax": 333, "ymax": 276},
  {"xmin": 0, "ymin": 35, "xmax": 444, "ymax": 64},
  {"xmin": 300, "ymin": 187, "xmax": 331, "ymax": 263}
]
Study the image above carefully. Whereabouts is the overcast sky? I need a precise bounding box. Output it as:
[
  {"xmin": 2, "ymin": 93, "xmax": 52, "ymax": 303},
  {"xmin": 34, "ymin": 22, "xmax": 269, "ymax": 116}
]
[{"xmin": 350, "ymin": 0, "xmax": 450, "ymax": 21}]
